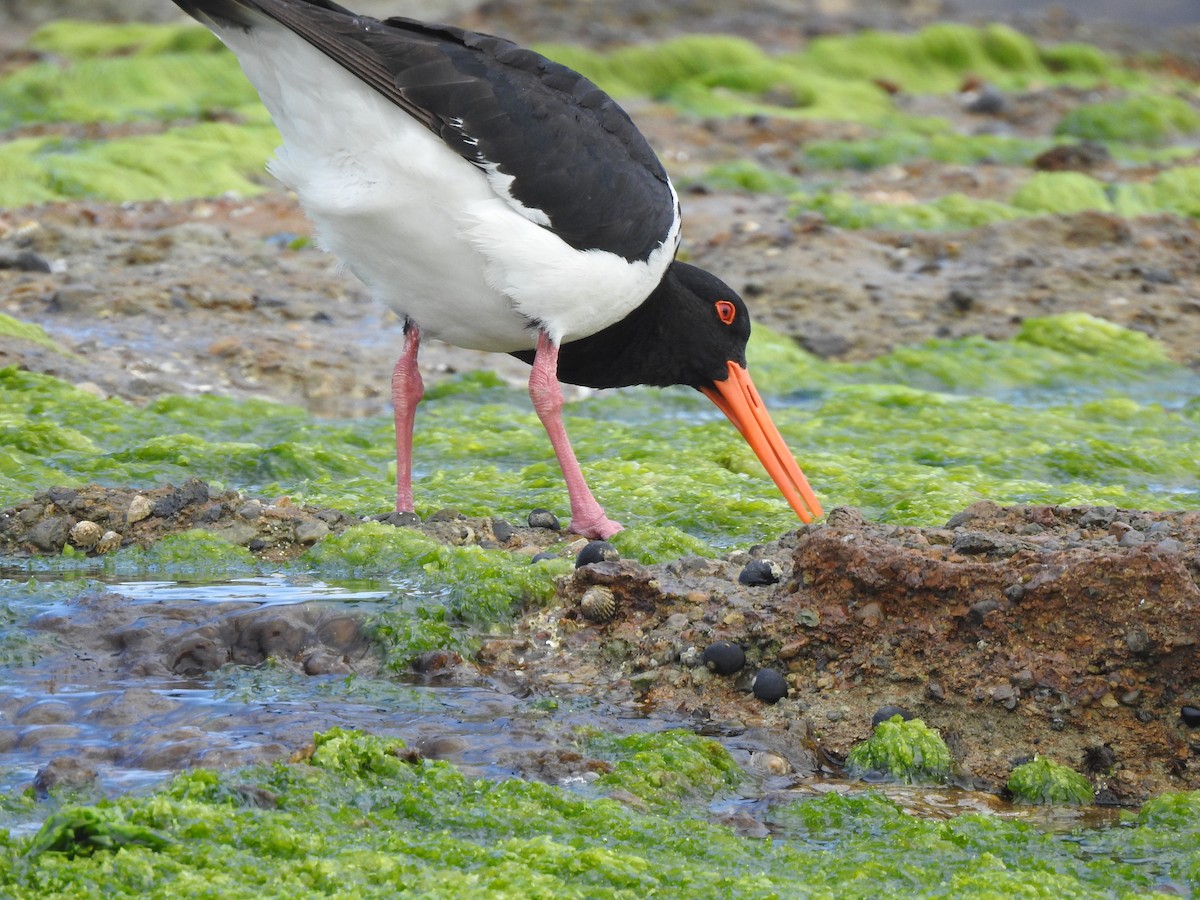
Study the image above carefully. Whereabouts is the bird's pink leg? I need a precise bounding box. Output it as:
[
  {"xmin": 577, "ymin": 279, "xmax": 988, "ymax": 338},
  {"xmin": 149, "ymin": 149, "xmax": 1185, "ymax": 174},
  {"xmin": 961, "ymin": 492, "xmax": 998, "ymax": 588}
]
[
  {"xmin": 392, "ymin": 321, "xmax": 424, "ymax": 513},
  {"xmin": 528, "ymin": 332, "xmax": 623, "ymax": 539}
]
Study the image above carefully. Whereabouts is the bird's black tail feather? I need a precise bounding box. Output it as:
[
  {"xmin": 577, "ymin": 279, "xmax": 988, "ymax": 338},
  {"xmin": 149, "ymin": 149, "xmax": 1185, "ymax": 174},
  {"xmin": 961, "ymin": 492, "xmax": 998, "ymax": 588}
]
[{"xmin": 171, "ymin": 0, "xmax": 356, "ymax": 32}]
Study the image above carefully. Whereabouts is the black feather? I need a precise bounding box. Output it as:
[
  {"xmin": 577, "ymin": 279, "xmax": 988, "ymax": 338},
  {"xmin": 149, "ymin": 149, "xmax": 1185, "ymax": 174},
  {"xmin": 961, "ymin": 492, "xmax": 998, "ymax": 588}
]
[{"xmin": 170, "ymin": 0, "xmax": 677, "ymax": 263}]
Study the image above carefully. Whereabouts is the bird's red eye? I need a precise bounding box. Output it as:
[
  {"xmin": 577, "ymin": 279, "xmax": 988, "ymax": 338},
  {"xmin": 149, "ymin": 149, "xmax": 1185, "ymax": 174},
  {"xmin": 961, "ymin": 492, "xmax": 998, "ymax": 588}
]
[{"xmin": 715, "ymin": 300, "xmax": 736, "ymax": 325}]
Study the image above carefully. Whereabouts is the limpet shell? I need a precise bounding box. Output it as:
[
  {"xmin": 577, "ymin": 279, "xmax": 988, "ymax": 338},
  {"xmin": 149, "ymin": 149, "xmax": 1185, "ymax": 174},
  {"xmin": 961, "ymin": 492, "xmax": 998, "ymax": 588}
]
[
  {"xmin": 580, "ymin": 586, "xmax": 617, "ymax": 623},
  {"xmin": 94, "ymin": 531, "xmax": 122, "ymax": 554},
  {"xmin": 68, "ymin": 520, "xmax": 103, "ymax": 549}
]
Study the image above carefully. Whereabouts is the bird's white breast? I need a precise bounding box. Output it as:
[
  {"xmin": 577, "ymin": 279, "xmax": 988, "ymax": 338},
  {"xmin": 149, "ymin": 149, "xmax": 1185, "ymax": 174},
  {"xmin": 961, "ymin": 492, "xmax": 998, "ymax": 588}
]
[{"xmin": 212, "ymin": 21, "xmax": 679, "ymax": 352}]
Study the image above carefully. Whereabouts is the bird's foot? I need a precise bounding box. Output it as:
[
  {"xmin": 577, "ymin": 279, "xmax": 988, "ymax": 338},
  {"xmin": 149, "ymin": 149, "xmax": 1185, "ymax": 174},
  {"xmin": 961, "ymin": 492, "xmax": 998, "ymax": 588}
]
[{"xmin": 570, "ymin": 512, "xmax": 624, "ymax": 541}]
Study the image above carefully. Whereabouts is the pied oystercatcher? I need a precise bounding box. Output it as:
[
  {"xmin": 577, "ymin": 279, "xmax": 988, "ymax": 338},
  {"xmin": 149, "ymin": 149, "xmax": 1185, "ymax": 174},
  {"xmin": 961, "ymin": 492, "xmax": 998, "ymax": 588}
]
[{"xmin": 172, "ymin": 0, "xmax": 823, "ymax": 538}]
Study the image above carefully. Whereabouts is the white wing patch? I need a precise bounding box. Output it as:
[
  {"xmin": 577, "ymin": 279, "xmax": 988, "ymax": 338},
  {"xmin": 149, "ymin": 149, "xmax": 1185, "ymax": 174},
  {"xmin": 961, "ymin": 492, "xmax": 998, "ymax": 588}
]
[{"xmin": 446, "ymin": 117, "xmax": 554, "ymax": 228}]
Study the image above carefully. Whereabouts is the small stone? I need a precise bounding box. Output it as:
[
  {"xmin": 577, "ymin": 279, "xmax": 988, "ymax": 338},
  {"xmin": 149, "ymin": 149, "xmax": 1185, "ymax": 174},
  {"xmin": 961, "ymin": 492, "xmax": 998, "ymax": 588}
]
[
  {"xmin": 576, "ymin": 540, "xmax": 619, "ymax": 568},
  {"xmin": 968, "ymin": 599, "xmax": 999, "ymax": 624},
  {"xmin": 926, "ymin": 680, "xmax": 945, "ymax": 701},
  {"xmin": 952, "ymin": 531, "xmax": 997, "ymax": 554},
  {"xmin": 964, "ymin": 83, "xmax": 1005, "ymax": 114},
  {"xmin": 490, "ymin": 517, "xmax": 515, "ymax": 543},
  {"xmin": 1118, "ymin": 530, "xmax": 1146, "ymax": 547},
  {"xmin": 294, "ymin": 520, "xmax": 330, "ymax": 545},
  {"xmin": 854, "ymin": 601, "xmax": 883, "ymax": 626},
  {"xmin": 126, "ymin": 494, "xmax": 154, "ymax": 524},
  {"xmin": 702, "ymin": 641, "xmax": 745, "ymax": 676},
  {"xmin": 992, "ymin": 683, "xmax": 1019, "ymax": 711},
  {"xmin": 738, "ymin": 558, "xmax": 782, "ymax": 586},
  {"xmin": 528, "ymin": 508, "xmax": 560, "ymax": 530},
  {"xmin": 580, "ymin": 586, "xmax": 617, "ymax": 623},
  {"xmin": 1125, "ymin": 627, "xmax": 1153, "ymax": 656},
  {"xmin": 824, "ymin": 507, "xmax": 866, "ymax": 528},
  {"xmin": 373, "ymin": 510, "xmax": 420, "ymax": 527},
  {"xmin": 1181, "ymin": 706, "xmax": 1200, "ymax": 728},
  {"xmin": 752, "ymin": 669, "xmax": 787, "ymax": 704},
  {"xmin": 237, "ymin": 500, "xmax": 264, "ymax": 520},
  {"xmin": 47, "ymin": 486, "xmax": 79, "ymax": 509},
  {"xmin": 1003, "ymin": 583, "xmax": 1025, "ymax": 602},
  {"xmin": 871, "ymin": 705, "xmax": 915, "ymax": 728},
  {"xmin": 151, "ymin": 490, "xmax": 187, "ymax": 519},
  {"xmin": 68, "ymin": 520, "xmax": 104, "ymax": 549},
  {"xmin": 28, "ymin": 517, "xmax": 70, "ymax": 553},
  {"xmin": 0, "ymin": 249, "xmax": 53, "ymax": 272},
  {"xmin": 94, "ymin": 530, "xmax": 122, "ymax": 554}
]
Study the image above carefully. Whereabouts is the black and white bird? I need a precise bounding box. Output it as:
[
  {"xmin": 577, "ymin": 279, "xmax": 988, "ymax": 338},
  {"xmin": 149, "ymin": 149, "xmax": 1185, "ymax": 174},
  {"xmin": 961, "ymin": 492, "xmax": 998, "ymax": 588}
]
[{"xmin": 172, "ymin": 0, "xmax": 823, "ymax": 539}]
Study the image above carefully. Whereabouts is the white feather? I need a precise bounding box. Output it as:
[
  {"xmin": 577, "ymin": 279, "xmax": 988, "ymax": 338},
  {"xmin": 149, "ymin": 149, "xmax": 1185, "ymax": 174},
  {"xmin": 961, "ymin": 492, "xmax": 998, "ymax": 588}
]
[{"xmin": 209, "ymin": 18, "xmax": 680, "ymax": 351}]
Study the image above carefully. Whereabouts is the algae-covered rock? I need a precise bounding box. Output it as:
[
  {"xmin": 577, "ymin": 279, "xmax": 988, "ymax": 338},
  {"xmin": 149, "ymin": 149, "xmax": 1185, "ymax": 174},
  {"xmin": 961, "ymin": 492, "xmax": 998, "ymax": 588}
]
[
  {"xmin": 1007, "ymin": 757, "xmax": 1095, "ymax": 805},
  {"xmin": 846, "ymin": 715, "xmax": 952, "ymax": 784}
]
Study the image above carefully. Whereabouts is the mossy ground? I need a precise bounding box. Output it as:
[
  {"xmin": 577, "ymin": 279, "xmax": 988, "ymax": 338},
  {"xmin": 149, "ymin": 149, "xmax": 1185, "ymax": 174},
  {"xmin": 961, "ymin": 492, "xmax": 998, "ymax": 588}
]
[{"xmin": 0, "ymin": 729, "xmax": 1196, "ymax": 898}]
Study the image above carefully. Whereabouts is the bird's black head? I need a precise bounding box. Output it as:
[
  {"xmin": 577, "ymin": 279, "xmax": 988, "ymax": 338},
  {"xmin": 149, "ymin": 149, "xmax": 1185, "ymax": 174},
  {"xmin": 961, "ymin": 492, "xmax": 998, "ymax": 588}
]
[
  {"xmin": 541, "ymin": 261, "xmax": 752, "ymax": 391},
  {"xmin": 659, "ymin": 261, "xmax": 752, "ymax": 389}
]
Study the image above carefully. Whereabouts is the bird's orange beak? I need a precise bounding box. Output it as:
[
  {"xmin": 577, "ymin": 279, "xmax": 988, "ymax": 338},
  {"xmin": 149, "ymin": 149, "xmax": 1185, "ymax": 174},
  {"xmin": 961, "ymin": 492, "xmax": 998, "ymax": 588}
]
[{"xmin": 699, "ymin": 361, "xmax": 823, "ymax": 523}]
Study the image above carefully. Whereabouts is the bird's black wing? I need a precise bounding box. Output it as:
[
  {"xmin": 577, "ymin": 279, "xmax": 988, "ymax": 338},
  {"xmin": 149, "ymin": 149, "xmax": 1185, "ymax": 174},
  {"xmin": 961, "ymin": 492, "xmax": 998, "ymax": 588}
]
[{"xmin": 174, "ymin": 0, "xmax": 678, "ymax": 263}]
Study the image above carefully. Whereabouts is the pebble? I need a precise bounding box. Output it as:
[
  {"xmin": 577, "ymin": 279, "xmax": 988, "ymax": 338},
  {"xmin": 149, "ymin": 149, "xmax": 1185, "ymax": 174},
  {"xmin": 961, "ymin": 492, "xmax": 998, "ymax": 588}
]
[
  {"xmin": 968, "ymin": 599, "xmax": 999, "ymax": 624},
  {"xmin": 1118, "ymin": 530, "xmax": 1146, "ymax": 547},
  {"xmin": 126, "ymin": 494, "xmax": 154, "ymax": 524},
  {"xmin": 294, "ymin": 520, "xmax": 330, "ymax": 544},
  {"xmin": 752, "ymin": 669, "xmax": 787, "ymax": 704},
  {"xmin": 952, "ymin": 531, "xmax": 998, "ymax": 554},
  {"xmin": 490, "ymin": 517, "xmax": 515, "ymax": 543},
  {"xmin": 528, "ymin": 508, "xmax": 560, "ymax": 530},
  {"xmin": 702, "ymin": 641, "xmax": 746, "ymax": 676},
  {"xmin": 28, "ymin": 516, "xmax": 70, "ymax": 553},
  {"xmin": 576, "ymin": 540, "xmax": 619, "ymax": 568},
  {"xmin": 992, "ymin": 683, "xmax": 1019, "ymax": 711},
  {"xmin": 738, "ymin": 558, "xmax": 782, "ymax": 586},
  {"xmin": 237, "ymin": 500, "xmax": 264, "ymax": 520},
  {"xmin": 1125, "ymin": 627, "xmax": 1153, "ymax": 655},
  {"xmin": 0, "ymin": 249, "xmax": 52, "ymax": 272}
]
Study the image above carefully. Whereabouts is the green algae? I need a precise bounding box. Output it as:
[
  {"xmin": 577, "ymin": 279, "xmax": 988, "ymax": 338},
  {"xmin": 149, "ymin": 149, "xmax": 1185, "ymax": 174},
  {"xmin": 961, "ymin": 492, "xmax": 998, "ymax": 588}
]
[
  {"xmin": 845, "ymin": 716, "xmax": 952, "ymax": 784},
  {"xmin": 1056, "ymin": 94, "xmax": 1200, "ymax": 145},
  {"xmin": 26, "ymin": 806, "xmax": 172, "ymax": 859},
  {"xmin": 0, "ymin": 314, "xmax": 69, "ymax": 356},
  {"xmin": 1, "ymin": 728, "xmax": 1196, "ymax": 897},
  {"xmin": 782, "ymin": 165, "xmax": 1200, "ymax": 230},
  {"xmin": 0, "ymin": 21, "xmax": 1191, "ymax": 210},
  {"xmin": 27, "ymin": 20, "xmax": 224, "ymax": 59},
  {"xmin": 0, "ymin": 123, "xmax": 279, "ymax": 206},
  {"xmin": 585, "ymin": 730, "xmax": 742, "ymax": 808},
  {"xmin": 115, "ymin": 530, "xmax": 259, "ymax": 578},
  {"xmin": 1, "ymin": 313, "xmax": 1198, "ymax": 548},
  {"xmin": 795, "ymin": 187, "xmax": 1023, "ymax": 231},
  {"xmin": 802, "ymin": 131, "xmax": 1050, "ymax": 171},
  {"xmin": 1007, "ymin": 757, "xmax": 1095, "ymax": 806},
  {"xmin": 1012, "ymin": 170, "xmax": 1113, "ymax": 215},
  {"xmin": 794, "ymin": 22, "xmax": 1132, "ymax": 95},
  {"xmin": 304, "ymin": 523, "xmax": 570, "ymax": 664}
]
